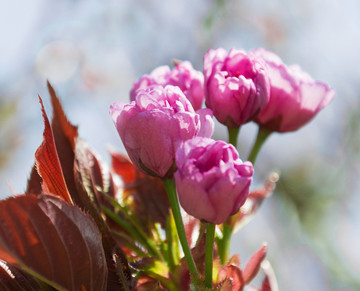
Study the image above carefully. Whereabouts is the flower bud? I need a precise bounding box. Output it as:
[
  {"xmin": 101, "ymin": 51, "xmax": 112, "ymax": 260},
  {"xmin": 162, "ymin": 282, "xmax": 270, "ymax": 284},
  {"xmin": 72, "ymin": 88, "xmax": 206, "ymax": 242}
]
[
  {"xmin": 111, "ymin": 85, "xmax": 214, "ymax": 178},
  {"xmin": 174, "ymin": 137, "xmax": 253, "ymax": 224},
  {"xmin": 130, "ymin": 61, "xmax": 204, "ymax": 110},
  {"xmin": 252, "ymin": 48, "xmax": 335, "ymax": 132},
  {"xmin": 203, "ymin": 48, "xmax": 270, "ymax": 128}
]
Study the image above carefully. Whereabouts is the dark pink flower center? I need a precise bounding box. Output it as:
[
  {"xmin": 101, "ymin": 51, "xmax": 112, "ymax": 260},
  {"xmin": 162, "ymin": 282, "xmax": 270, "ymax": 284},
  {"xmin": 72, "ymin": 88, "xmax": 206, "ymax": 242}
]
[{"xmin": 224, "ymin": 56, "xmax": 256, "ymax": 80}]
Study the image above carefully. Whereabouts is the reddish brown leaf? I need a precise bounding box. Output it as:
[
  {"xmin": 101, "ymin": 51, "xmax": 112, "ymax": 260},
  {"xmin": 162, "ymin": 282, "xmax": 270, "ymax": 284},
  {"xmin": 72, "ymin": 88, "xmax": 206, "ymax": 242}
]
[
  {"xmin": 35, "ymin": 96, "xmax": 72, "ymax": 203},
  {"xmin": 110, "ymin": 150, "xmax": 137, "ymax": 184},
  {"xmin": 47, "ymin": 81, "xmax": 80, "ymax": 202},
  {"xmin": 73, "ymin": 141, "xmax": 103, "ymax": 209},
  {"xmin": 47, "ymin": 84, "xmax": 101, "ymax": 209},
  {"xmin": 86, "ymin": 149, "xmax": 109, "ymax": 209},
  {"xmin": 47, "ymin": 82, "xmax": 105, "ymax": 214},
  {"xmin": 217, "ymin": 265, "xmax": 244, "ymax": 291},
  {"xmin": 243, "ymin": 243, "xmax": 267, "ymax": 285},
  {"xmin": 0, "ymin": 260, "xmax": 41, "ymax": 290},
  {"xmin": 48, "ymin": 81, "xmax": 78, "ymax": 150},
  {"xmin": 74, "ymin": 139, "xmax": 112, "ymax": 211},
  {"xmin": 0, "ymin": 194, "xmax": 107, "ymax": 291},
  {"xmin": 74, "ymin": 140, "xmax": 132, "ymax": 290},
  {"xmin": 25, "ymin": 164, "xmax": 42, "ymax": 195},
  {"xmin": 26, "ymin": 85, "xmax": 130, "ymax": 290},
  {"xmin": 111, "ymin": 149, "xmax": 170, "ymax": 231},
  {"xmin": 42, "ymin": 83, "xmax": 131, "ymax": 289},
  {"xmin": 88, "ymin": 151, "xmax": 104, "ymax": 189}
]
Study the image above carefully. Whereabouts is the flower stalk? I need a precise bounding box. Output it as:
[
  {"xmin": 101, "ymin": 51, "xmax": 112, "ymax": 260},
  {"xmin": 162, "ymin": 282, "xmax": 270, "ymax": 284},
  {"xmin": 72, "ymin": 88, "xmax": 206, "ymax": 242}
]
[
  {"xmin": 227, "ymin": 126, "xmax": 240, "ymax": 148},
  {"xmin": 214, "ymin": 126, "xmax": 246, "ymax": 266},
  {"xmin": 165, "ymin": 210, "xmax": 180, "ymax": 271},
  {"xmin": 205, "ymin": 223, "xmax": 216, "ymax": 288},
  {"xmin": 248, "ymin": 125, "xmax": 272, "ymax": 164},
  {"xmin": 217, "ymin": 222, "xmax": 233, "ymax": 265},
  {"xmin": 162, "ymin": 177, "xmax": 201, "ymax": 284}
]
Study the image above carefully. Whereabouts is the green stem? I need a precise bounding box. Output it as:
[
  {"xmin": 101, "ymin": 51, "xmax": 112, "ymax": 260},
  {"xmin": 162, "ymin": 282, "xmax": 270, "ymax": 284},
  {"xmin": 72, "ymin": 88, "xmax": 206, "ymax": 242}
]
[
  {"xmin": 217, "ymin": 126, "xmax": 272, "ymax": 265},
  {"xmin": 216, "ymin": 127, "xmax": 240, "ymax": 268},
  {"xmin": 227, "ymin": 126, "xmax": 240, "ymax": 148},
  {"xmin": 163, "ymin": 177, "xmax": 201, "ymax": 283},
  {"xmin": 165, "ymin": 210, "xmax": 179, "ymax": 271},
  {"xmin": 205, "ymin": 223, "xmax": 216, "ymax": 288},
  {"xmin": 217, "ymin": 222, "xmax": 233, "ymax": 265},
  {"xmin": 247, "ymin": 126, "xmax": 272, "ymax": 164}
]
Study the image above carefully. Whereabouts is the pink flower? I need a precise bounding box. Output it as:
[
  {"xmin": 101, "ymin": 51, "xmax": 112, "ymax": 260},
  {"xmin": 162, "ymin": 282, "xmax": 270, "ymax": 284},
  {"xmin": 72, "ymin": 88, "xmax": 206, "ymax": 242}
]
[
  {"xmin": 252, "ymin": 48, "xmax": 335, "ymax": 132},
  {"xmin": 130, "ymin": 61, "xmax": 204, "ymax": 111},
  {"xmin": 111, "ymin": 85, "xmax": 214, "ymax": 178},
  {"xmin": 203, "ymin": 48, "xmax": 270, "ymax": 127},
  {"xmin": 174, "ymin": 137, "xmax": 253, "ymax": 224}
]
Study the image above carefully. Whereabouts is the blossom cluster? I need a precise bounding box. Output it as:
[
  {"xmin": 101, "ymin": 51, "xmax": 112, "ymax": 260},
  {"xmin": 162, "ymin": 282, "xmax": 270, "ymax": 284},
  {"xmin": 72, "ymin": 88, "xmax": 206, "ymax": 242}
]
[
  {"xmin": 108, "ymin": 46, "xmax": 335, "ymax": 290},
  {"xmin": 111, "ymin": 47, "xmax": 334, "ymax": 225}
]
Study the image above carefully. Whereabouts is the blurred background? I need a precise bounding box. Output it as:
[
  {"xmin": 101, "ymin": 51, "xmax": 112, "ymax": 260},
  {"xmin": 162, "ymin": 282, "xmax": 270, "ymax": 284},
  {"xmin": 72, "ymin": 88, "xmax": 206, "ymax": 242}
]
[{"xmin": 0, "ymin": 0, "xmax": 359, "ymax": 290}]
